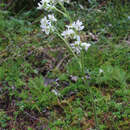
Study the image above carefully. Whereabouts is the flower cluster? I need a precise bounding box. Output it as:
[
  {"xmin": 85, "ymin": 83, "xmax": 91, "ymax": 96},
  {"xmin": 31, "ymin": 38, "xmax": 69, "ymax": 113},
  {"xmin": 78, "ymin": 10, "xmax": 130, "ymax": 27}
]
[
  {"xmin": 37, "ymin": 0, "xmax": 70, "ymax": 11},
  {"xmin": 61, "ymin": 20, "xmax": 91, "ymax": 54},
  {"xmin": 71, "ymin": 41, "xmax": 91, "ymax": 54},
  {"xmin": 40, "ymin": 14, "xmax": 57, "ymax": 35},
  {"xmin": 37, "ymin": 0, "xmax": 91, "ymax": 54}
]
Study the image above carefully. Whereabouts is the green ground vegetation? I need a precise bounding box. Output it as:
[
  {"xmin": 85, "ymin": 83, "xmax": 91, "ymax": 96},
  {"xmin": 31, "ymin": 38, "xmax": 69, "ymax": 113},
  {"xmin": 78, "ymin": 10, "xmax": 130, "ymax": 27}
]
[{"xmin": 0, "ymin": 1, "xmax": 130, "ymax": 129}]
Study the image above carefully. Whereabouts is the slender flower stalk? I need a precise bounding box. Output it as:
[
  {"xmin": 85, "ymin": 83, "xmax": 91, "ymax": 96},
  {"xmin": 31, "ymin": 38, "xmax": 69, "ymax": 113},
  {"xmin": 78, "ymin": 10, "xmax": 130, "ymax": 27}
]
[
  {"xmin": 58, "ymin": 1, "xmax": 72, "ymax": 22},
  {"xmin": 56, "ymin": 31, "xmax": 82, "ymax": 69},
  {"xmin": 53, "ymin": 6, "xmax": 67, "ymax": 17}
]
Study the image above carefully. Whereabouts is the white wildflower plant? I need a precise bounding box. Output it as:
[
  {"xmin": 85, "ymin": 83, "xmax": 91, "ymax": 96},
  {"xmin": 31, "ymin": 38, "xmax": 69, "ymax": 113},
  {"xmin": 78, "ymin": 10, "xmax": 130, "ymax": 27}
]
[
  {"xmin": 36, "ymin": 1, "xmax": 98, "ymax": 125},
  {"xmin": 37, "ymin": 0, "xmax": 91, "ymax": 71}
]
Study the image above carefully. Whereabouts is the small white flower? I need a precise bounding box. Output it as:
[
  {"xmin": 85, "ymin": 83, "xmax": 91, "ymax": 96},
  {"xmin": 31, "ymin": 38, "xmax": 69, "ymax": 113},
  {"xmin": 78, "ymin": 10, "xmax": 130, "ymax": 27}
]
[
  {"xmin": 40, "ymin": 16, "xmax": 55, "ymax": 35},
  {"xmin": 72, "ymin": 20, "xmax": 84, "ymax": 31},
  {"xmin": 45, "ymin": 3, "xmax": 55, "ymax": 11},
  {"xmin": 37, "ymin": 0, "xmax": 55, "ymax": 11},
  {"xmin": 37, "ymin": 2, "xmax": 43, "ymax": 10},
  {"xmin": 99, "ymin": 69, "xmax": 103, "ymax": 73},
  {"xmin": 73, "ymin": 35, "xmax": 80, "ymax": 41},
  {"xmin": 61, "ymin": 29, "xmax": 75, "ymax": 39},
  {"xmin": 81, "ymin": 42, "xmax": 91, "ymax": 51},
  {"xmin": 40, "ymin": 16, "xmax": 48, "ymax": 25},
  {"xmin": 70, "ymin": 40, "xmax": 82, "ymax": 54},
  {"xmin": 65, "ymin": 20, "xmax": 84, "ymax": 31},
  {"xmin": 44, "ymin": 26, "xmax": 50, "ymax": 35},
  {"xmin": 48, "ymin": 14, "xmax": 57, "ymax": 21},
  {"xmin": 70, "ymin": 41, "xmax": 91, "ymax": 54},
  {"xmin": 74, "ymin": 40, "xmax": 81, "ymax": 46},
  {"xmin": 37, "ymin": 0, "xmax": 48, "ymax": 10},
  {"xmin": 37, "ymin": 0, "xmax": 70, "ymax": 11}
]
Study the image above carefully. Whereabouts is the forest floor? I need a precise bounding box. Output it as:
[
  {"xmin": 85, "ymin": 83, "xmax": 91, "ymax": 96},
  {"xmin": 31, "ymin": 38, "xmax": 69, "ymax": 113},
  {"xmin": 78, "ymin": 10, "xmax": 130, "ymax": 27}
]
[{"xmin": 0, "ymin": 1, "xmax": 130, "ymax": 130}]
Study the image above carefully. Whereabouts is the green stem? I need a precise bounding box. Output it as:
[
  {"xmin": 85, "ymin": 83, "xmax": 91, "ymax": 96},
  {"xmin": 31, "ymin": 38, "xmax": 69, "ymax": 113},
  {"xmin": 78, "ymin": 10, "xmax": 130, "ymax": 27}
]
[
  {"xmin": 81, "ymin": 50, "xmax": 85, "ymax": 75},
  {"xmin": 54, "ymin": 7, "xmax": 67, "ymax": 18},
  {"xmin": 56, "ymin": 32, "xmax": 82, "ymax": 69},
  {"xmin": 83, "ymin": 79, "xmax": 99, "ymax": 130},
  {"xmin": 91, "ymin": 90, "xmax": 99, "ymax": 130},
  {"xmin": 58, "ymin": 2, "xmax": 72, "ymax": 22}
]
